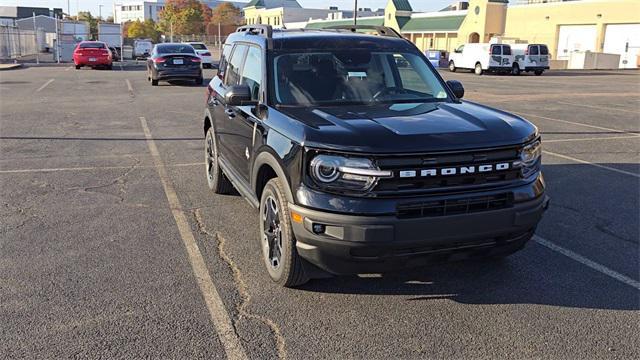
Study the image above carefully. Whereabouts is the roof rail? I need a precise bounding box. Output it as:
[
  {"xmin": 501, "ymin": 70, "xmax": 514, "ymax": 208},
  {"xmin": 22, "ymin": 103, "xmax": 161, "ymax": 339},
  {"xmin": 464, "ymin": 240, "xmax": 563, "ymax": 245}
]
[
  {"xmin": 236, "ymin": 24, "xmax": 273, "ymax": 39},
  {"xmin": 324, "ymin": 25, "xmax": 403, "ymax": 39}
]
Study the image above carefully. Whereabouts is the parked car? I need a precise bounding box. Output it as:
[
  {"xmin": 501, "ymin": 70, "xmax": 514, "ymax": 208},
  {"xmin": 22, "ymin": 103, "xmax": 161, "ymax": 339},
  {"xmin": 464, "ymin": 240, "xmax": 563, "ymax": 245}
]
[
  {"xmin": 448, "ymin": 43, "xmax": 513, "ymax": 75},
  {"xmin": 186, "ymin": 42, "xmax": 214, "ymax": 69},
  {"xmin": 108, "ymin": 46, "xmax": 120, "ymax": 62},
  {"xmin": 511, "ymin": 43, "xmax": 550, "ymax": 76},
  {"xmin": 203, "ymin": 25, "xmax": 549, "ymax": 287},
  {"xmin": 73, "ymin": 41, "xmax": 112, "ymax": 70},
  {"xmin": 134, "ymin": 39, "xmax": 153, "ymax": 59},
  {"xmin": 146, "ymin": 43, "xmax": 203, "ymax": 86}
]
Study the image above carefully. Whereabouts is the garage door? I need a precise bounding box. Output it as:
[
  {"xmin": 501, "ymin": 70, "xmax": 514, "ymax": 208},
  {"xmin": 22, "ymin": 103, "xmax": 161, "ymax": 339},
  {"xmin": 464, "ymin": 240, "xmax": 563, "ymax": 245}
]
[
  {"xmin": 603, "ymin": 23, "xmax": 640, "ymax": 69},
  {"xmin": 557, "ymin": 25, "xmax": 597, "ymax": 60}
]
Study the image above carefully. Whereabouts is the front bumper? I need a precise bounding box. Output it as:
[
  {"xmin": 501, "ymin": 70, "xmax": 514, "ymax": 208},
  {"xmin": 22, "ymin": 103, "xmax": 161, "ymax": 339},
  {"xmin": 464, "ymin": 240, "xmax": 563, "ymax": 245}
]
[{"xmin": 290, "ymin": 179, "xmax": 549, "ymax": 275}]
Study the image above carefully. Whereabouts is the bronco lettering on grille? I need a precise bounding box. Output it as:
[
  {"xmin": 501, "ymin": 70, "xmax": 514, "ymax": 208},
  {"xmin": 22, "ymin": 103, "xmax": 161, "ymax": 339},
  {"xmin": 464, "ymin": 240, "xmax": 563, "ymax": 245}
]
[{"xmin": 399, "ymin": 162, "xmax": 511, "ymax": 178}]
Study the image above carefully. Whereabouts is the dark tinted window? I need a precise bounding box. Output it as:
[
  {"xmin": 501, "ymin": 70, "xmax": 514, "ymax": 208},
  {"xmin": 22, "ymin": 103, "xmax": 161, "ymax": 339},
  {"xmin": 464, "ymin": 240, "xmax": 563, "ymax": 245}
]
[
  {"xmin": 491, "ymin": 45, "xmax": 501, "ymax": 55},
  {"xmin": 79, "ymin": 42, "xmax": 106, "ymax": 49},
  {"xmin": 156, "ymin": 44, "xmax": 195, "ymax": 54},
  {"xmin": 240, "ymin": 46, "xmax": 262, "ymax": 101},
  {"xmin": 529, "ymin": 45, "xmax": 539, "ymax": 55},
  {"xmin": 190, "ymin": 43, "xmax": 207, "ymax": 50},
  {"xmin": 502, "ymin": 45, "xmax": 511, "ymax": 55},
  {"xmin": 225, "ymin": 44, "xmax": 248, "ymax": 87},
  {"xmin": 540, "ymin": 45, "xmax": 549, "ymax": 55}
]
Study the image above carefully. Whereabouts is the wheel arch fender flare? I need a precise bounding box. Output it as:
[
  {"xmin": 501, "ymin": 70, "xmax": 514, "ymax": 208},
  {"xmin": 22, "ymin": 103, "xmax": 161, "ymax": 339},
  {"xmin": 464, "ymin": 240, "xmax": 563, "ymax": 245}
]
[{"xmin": 252, "ymin": 151, "xmax": 294, "ymax": 204}]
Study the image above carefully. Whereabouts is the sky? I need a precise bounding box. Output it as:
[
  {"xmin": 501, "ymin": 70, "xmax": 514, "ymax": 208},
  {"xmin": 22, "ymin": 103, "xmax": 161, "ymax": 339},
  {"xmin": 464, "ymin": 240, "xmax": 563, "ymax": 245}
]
[{"xmin": 0, "ymin": 0, "xmax": 469, "ymax": 19}]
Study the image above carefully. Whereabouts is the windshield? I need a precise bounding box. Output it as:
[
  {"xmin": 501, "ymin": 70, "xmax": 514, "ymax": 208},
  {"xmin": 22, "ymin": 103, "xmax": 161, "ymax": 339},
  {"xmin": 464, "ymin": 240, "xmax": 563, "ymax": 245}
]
[
  {"xmin": 79, "ymin": 42, "xmax": 106, "ymax": 49},
  {"xmin": 272, "ymin": 50, "xmax": 450, "ymax": 106},
  {"xmin": 157, "ymin": 44, "xmax": 194, "ymax": 54}
]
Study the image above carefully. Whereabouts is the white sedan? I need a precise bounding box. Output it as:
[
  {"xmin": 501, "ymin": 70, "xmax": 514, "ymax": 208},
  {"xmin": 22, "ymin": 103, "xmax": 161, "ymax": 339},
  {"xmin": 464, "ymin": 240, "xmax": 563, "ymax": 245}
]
[{"xmin": 186, "ymin": 42, "xmax": 214, "ymax": 69}]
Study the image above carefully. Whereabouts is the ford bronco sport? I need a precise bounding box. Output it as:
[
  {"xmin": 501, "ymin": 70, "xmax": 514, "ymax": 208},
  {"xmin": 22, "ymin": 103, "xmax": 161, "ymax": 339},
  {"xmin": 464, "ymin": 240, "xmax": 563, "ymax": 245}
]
[{"xmin": 203, "ymin": 25, "xmax": 549, "ymax": 287}]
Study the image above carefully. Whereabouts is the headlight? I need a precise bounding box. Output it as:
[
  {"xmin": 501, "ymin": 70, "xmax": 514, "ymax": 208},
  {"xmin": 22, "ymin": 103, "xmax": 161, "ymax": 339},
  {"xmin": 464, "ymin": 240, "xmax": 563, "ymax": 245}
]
[
  {"xmin": 519, "ymin": 140, "xmax": 542, "ymax": 178},
  {"xmin": 309, "ymin": 154, "xmax": 392, "ymax": 192}
]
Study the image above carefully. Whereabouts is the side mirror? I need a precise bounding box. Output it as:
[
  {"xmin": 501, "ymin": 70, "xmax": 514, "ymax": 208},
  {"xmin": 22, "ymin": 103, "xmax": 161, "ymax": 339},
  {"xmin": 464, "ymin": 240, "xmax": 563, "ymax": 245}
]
[
  {"xmin": 225, "ymin": 85, "xmax": 255, "ymax": 106},
  {"xmin": 446, "ymin": 80, "xmax": 464, "ymax": 99}
]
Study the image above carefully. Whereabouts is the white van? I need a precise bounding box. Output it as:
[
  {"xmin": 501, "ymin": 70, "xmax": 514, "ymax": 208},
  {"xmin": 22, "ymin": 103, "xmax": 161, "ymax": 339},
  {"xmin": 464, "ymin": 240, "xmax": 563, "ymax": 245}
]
[
  {"xmin": 511, "ymin": 44, "xmax": 550, "ymax": 76},
  {"xmin": 448, "ymin": 43, "xmax": 513, "ymax": 75},
  {"xmin": 133, "ymin": 39, "xmax": 153, "ymax": 59}
]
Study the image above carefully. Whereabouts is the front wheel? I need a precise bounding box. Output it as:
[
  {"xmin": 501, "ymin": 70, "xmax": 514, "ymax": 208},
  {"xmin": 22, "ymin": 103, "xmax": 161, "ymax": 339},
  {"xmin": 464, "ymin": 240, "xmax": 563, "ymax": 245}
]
[
  {"xmin": 512, "ymin": 64, "xmax": 520, "ymax": 76},
  {"xmin": 474, "ymin": 63, "xmax": 483, "ymax": 75},
  {"xmin": 259, "ymin": 178, "xmax": 308, "ymax": 287},
  {"xmin": 534, "ymin": 70, "xmax": 544, "ymax": 76},
  {"xmin": 151, "ymin": 79, "xmax": 158, "ymax": 86},
  {"xmin": 448, "ymin": 61, "xmax": 456, "ymax": 72}
]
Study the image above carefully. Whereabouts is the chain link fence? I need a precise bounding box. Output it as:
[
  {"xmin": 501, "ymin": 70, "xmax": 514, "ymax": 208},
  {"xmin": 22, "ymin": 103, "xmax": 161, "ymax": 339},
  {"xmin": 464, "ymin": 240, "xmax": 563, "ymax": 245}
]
[{"xmin": 0, "ymin": 25, "xmax": 40, "ymax": 61}]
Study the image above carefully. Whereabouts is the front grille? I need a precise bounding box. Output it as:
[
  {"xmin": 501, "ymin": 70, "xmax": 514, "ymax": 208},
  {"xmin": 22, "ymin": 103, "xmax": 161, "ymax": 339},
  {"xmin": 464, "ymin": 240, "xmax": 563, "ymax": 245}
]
[
  {"xmin": 396, "ymin": 193, "xmax": 513, "ymax": 219},
  {"xmin": 374, "ymin": 147, "xmax": 521, "ymax": 195}
]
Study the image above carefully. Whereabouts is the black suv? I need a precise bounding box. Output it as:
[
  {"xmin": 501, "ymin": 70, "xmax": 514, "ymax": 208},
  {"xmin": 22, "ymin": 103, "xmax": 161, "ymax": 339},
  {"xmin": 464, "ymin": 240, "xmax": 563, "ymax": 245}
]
[{"xmin": 203, "ymin": 25, "xmax": 549, "ymax": 287}]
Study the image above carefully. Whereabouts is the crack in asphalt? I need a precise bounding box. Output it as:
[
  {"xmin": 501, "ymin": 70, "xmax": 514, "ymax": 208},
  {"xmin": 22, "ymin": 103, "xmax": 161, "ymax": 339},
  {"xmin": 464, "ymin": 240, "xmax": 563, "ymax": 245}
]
[
  {"xmin": 65, "ymin": 158, "xmax": 140, "ymax": 202},
  {"xmin": 193, "ymin": 208, "xmax": 287, "ymax": 360}
]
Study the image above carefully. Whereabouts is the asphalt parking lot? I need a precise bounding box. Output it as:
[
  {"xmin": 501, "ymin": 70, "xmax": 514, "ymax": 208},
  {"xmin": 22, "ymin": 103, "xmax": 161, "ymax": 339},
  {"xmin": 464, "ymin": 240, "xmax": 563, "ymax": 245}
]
[{"xmin": 1, "ymin": 63, "xmax": 638, "ymax": 359}]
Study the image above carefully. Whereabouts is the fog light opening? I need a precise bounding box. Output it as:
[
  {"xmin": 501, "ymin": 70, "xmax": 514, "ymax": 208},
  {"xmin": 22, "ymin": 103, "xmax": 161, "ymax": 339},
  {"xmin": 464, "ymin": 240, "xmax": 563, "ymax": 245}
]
[{"xmin": 312, "ymin": 223, "xmax": 326, "ymax": 235}]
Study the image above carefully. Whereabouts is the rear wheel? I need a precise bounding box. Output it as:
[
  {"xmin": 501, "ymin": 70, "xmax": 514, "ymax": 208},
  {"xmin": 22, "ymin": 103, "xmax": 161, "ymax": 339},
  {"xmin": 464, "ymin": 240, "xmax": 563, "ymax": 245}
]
[
  {"xmin": 205, "ymin": 127, "xmax": 233, "ymax": 194},
  {"xmin": 512, "ymin": 64, "xmax": 520, "ymax": 76},
  {"xmin": 195, "ymin": 76, "xmax": 204, "ymax": 85},
  {"xmin": 75, "ymin": 65, "xmax": 81, "ymax": 70},
  {"xmin": 151, "ymin": 79, "xmax": 158, "ymax": 86},
  {"xmin": 534, "ymin": 69, "xmax": 544, "ymax": 76},
  {"xmin": 448, "ymin": 61, "xmax": 456, "ymax": 72},
  {"xmin": 106, "ymin": 64, "xmax": 112, "ymax": 70},
  {"xmin": 259, "ymin": 178, "xmax": 308, "ymax": 287},
  {"xmin": 474, "ymin": 63, "xmax": 483, "ymax": 75}
]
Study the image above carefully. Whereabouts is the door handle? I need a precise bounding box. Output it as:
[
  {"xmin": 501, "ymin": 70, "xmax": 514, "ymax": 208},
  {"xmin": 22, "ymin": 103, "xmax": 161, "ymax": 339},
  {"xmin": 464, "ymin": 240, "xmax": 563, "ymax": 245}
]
[{"xmin": 225, "ymin": 108, "xmax": 236, "ymax": 117}]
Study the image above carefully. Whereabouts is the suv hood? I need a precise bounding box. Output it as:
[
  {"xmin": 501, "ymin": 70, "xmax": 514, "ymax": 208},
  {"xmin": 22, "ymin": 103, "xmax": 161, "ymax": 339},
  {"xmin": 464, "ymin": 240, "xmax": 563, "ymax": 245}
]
[{"xmin": 277, "ymin": 101, "xmax": 538, "ymax": 153}]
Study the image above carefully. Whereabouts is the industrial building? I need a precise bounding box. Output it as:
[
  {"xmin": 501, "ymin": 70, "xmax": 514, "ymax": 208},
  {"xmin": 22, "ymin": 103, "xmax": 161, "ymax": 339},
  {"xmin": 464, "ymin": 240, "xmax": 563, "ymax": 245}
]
[{"xmin": 113, "ymin": 0, "xmax": 247, "ymax": 23}]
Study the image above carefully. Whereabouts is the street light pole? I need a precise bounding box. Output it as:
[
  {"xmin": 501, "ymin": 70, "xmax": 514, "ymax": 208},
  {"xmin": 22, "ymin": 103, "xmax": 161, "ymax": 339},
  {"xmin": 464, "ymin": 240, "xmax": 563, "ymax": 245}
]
[
  {"xmin": 354, "ymin": 0, "xmax": 358, "ymax": 26},
  {"xmin": 99, "ymin": 5, "xmax": 103, "ymax": 20}
]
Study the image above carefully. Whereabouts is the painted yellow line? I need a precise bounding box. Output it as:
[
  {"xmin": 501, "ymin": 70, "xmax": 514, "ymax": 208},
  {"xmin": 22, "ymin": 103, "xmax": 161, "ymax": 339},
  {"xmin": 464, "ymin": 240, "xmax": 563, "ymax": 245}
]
[
  {"xmin": 139, "ymin": 117, "xmax": 247, "ymax": 360},
  {"xmin": 36, "ymin": 78, "xmax": 54, "ymax": 92},
  {"xmin": 544, "ymin": 135, "xmax": 640, "ymax": 143},
  {"xmin": 556, "ymin": 101, "xmax": 640, "ymax": 114},
  {"xmin": 0, "ymin": 162, "xmax": 204, "ymax": 174},
  {"xmin": 543, "ymin": 150, "xmax": 640, "ymax": 178},
  {"xmin": 534, "ymin": 236, "xmax": 640, "ymax": 290},
  {"xmin": 513, "ymin": 111, "xmax": 638, "ymax": 135}
]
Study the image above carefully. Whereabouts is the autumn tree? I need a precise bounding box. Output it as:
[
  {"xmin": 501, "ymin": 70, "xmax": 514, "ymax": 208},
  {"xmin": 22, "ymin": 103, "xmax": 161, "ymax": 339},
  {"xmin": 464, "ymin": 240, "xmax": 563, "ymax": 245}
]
[
  {"xmin": 158, "ymin": 0, "xmax": 210, "ymax": 36},
  {"xmin": 127, "ymin": 19, "xmax": 161, "ymax": 42},
  {"xmin": 210, "ymin": 3, "xmax": 242, "ymax": 25}
]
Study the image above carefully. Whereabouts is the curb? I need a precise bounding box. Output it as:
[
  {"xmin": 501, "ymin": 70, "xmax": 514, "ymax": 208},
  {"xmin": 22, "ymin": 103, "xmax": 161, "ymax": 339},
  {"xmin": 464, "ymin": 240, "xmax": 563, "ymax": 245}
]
[{"xmin": 0, "ymin": 63, "xmax": 24, "ymax": 71}]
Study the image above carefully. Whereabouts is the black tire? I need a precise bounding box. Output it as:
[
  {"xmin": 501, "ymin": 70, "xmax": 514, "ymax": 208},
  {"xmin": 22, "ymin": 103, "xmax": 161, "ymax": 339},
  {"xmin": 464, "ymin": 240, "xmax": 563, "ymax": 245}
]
[
  {"xmin": 75, "ymin": 65, "xmax": 81, "ymax": 70},
  {"xmin": 151, "ymin": 79, "xmax": 158, "ymax": 86},
  {"xmin": 474, "ymin": 63, "xmax": 483, "ymax": 75},
  {"xmin": 512, "ymin": 64, "xmax": 520, "ymax": 76},
  {"xmin": 259, "ymin": 178, "xmax": 308, "ymax": 287},
  {"xmin": 195, "ymin": 76, "xmax": 204, "ymax": 85},
  {"xmin": 205, "ymin": 127, "xmax": 234, "ymax": 194},
  {"xmin": 106, "ymin": 64, "xmax": 113, "ymax": 70},
  {"xmin": 448, "ymin": 61, "xmax": 456, "ymax": 72},
  {"xmin": 534, "ymin": 70, "xmax": 544, "ymax": 76}
]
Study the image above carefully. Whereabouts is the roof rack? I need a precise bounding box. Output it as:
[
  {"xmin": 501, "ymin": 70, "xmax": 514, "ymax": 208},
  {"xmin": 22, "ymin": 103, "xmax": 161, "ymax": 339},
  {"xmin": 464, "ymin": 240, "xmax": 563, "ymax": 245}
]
[
  {"xmin": 236, "ymin": 25, "xmax": 273, "ymax": 39},
  {"xmin": 324, "ymin": 25, "xmax": 403, "ymax": 39}
]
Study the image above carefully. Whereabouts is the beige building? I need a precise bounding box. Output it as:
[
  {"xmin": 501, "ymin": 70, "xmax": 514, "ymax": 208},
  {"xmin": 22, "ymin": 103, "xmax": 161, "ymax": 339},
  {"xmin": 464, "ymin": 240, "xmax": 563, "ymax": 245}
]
[{"xmin": 304, "ymin": 0, "xmax": 640, "ymax": 68}]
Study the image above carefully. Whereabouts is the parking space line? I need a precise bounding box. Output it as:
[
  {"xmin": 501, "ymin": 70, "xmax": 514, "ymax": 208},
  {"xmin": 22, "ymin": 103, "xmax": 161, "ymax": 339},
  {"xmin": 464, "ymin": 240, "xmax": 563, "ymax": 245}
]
[
  {"xmin": 544, "ymin": 135, "xmax": 640, "ymax": 143},
  {"xmin": 125, "ymin": 79, "xmax": 134, "ymax": 95},
  {"xmin": 534, "ymin": 236, "xmax": 640, "ymax": 290},
  {"xmin": 36, "ymin": 78, "xmax": 54, "ymax": 92},
  {"xmin": 139, "ymin": 117, "xmax": 247, "ymax": 360},
  {"xmin": 543, "ymin": 150, "xmax": 639, "ymax": 178},
  {"xmin": 556, "ymin": 101, "xmax": 639, "ymax": 114},
  {"xmin": 65, "ymin": 67, "xmax": 71, "ymax": 71},
  {"xmin": 513, "ymin": 111, "xmax": 638, "ymax": 135},
  {"xmin": 0, "ymin": 162, "xmax": 203, "ymax": 174}
]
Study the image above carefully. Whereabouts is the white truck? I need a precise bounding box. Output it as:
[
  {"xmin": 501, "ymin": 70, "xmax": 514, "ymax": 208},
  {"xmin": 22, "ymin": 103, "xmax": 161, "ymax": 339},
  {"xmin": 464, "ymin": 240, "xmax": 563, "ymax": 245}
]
[
  {"xmin": 511, "ymin": 44, "xmax": 550, "ymax": 76},
  {"xmin": 98, "ymin": 23, "xmax": 122, "ymax": 61},
  {"xmin": 448, "ymin": 43, "xmax": 514, "ymax": 75}
]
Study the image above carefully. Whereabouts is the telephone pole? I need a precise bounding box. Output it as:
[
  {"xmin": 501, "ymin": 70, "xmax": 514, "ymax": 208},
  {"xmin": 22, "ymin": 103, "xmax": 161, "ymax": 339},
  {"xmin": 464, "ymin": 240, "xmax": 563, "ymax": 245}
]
[{"xmin": 353, "ymin": 0, "xmax": 358, "ymax": 26}]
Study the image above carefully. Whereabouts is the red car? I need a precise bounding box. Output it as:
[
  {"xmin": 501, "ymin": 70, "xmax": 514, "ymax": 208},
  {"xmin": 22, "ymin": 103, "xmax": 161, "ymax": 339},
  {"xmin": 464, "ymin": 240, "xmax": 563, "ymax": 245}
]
[{"xmin": 73, "ymin": 41, "xmax": 112, "ymax": 70}]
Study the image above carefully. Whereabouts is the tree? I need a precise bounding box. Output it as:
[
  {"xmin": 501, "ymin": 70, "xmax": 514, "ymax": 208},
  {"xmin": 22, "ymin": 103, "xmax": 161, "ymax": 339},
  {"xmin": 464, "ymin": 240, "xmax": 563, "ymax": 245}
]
[
  {"xmin": 127, "ymin": 19, "xmax": 161, "ymax": 42},
  {"xmin": 158, "ymin": 0, "xmax": 208, "ymax": 36},
  {"xmin": 210, "ymin": 3, "xmax": 242, "ymax": 25},
  {"xmin": 76, "ymin": 11, "xmax": 98, "ymax": 39},
  {"xmin": 105, "ymin": 16, "xmax": 115, "ymax": 23}
]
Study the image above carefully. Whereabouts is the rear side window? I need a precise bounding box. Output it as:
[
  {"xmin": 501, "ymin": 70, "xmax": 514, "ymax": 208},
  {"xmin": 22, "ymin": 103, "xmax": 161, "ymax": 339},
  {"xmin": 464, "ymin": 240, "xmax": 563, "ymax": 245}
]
[
  {"xmin": 540, "ymin": 45, "xmax": 549, "ymax": 55},
  {"xmin": 80, "ymin": 42, "xmax": 106, "ymax": 49},
  {"xmin": 225, "ymin": 44, "xmax": 248, "ymax": 87},
  {"xmin": 240, "ymin": 46, "xmax": 263, "ymax": 101},
  {"xmin": 529, "ymin": 46, "xmax": 539, "ymax": 55},
  {"xmin": 491, "ymin": 45, "xmax": 501, "ymax": 55},
  {"xmin": 502, "ymin": 45, "xmax": 511, "ymax": 55}
]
